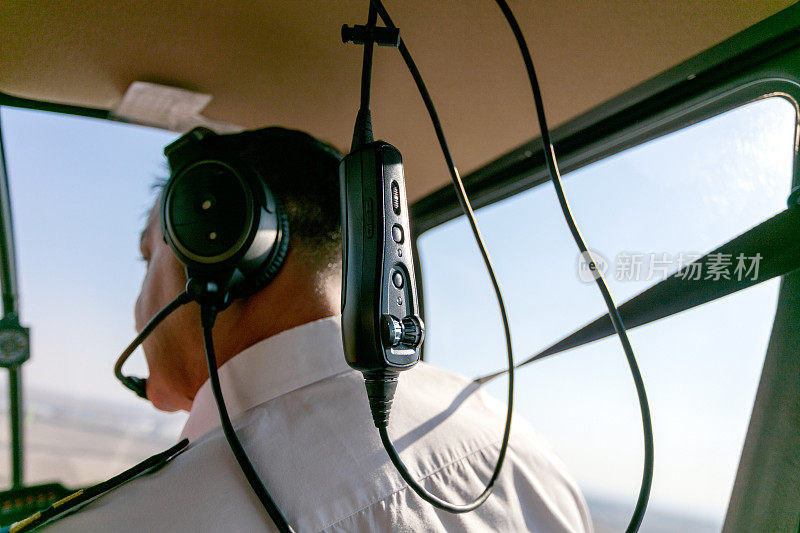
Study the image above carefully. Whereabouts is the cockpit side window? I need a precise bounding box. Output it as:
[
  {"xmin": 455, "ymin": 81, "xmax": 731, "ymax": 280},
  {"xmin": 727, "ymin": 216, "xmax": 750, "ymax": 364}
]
[{"xmin": 417, "ymin": 96, "xmax": 798, "ymax": 531}]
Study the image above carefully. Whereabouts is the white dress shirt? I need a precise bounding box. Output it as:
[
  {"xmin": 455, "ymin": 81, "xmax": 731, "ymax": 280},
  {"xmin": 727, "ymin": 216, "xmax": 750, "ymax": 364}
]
[{"xmin": 47, "ymin": 316, "xmax": 593, "ymax": 532}]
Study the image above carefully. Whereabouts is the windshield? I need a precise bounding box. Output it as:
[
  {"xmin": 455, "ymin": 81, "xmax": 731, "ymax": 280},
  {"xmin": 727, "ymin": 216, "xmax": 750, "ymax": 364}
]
[{"xmin": 0, "ymin": 107, "xmax": 185, "ymax": 489}]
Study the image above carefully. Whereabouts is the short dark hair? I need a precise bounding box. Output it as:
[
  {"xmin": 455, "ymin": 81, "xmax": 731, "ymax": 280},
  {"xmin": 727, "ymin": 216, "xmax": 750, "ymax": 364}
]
[{"xmin": 215, "ymin": 126, "xmax": 343, "ymax": 268}]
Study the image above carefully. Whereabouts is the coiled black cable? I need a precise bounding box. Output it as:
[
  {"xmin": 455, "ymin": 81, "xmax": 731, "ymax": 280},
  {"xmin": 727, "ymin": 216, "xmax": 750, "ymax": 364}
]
[
  {"xmin": 200, "ymin": 306, "xmax": 294, "ymax": 533},
  {"xmin": 368, "ymin": 0, "xmax": 515, "ymax": 514},
  {"xmin": 369, "ymin": 0, "xmax": 653, "ymax": 528},
  {"xmin": 490, "ymin": 2, "xmax": 653, "ymax": 531}
]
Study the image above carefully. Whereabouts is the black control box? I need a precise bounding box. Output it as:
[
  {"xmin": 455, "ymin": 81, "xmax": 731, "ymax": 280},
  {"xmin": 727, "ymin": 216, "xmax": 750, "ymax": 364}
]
[{"xmin": 340, "ymin": 141, "xmax": 423, "ymax": 373}]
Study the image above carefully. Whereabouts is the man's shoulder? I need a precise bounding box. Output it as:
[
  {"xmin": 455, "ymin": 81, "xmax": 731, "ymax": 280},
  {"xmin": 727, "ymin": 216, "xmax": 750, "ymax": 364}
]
[
  {"xmin": 282, "ymin": 362, "xmax": 593, "ymax": 532},
  {"xmin": 41, "ymin": 362, "xmax": 593, "ymax": 532}
]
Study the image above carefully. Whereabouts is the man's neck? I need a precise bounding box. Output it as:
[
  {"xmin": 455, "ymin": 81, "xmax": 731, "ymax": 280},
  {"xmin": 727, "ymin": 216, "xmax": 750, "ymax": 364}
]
[{"xmin": 211, "ymin": 273, "xmax": 340, "ymax": 369}]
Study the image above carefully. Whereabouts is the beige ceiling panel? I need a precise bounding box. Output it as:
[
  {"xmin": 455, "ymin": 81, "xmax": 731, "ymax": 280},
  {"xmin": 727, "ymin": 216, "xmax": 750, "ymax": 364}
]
[{"xmin": 1, "ymin": 1, "xmax": 795, "ymax": 201}]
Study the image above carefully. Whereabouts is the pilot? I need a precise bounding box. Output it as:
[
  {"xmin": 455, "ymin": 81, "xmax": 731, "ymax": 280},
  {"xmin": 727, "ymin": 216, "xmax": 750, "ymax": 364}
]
[{"xmin": 35, "ymin": 127, "xmax": 592, "ymax": 532}]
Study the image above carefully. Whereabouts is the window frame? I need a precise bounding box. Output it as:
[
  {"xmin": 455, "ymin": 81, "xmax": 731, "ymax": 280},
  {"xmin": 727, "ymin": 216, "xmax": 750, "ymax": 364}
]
[
  {"xmin": 410, "ymin": 4, "xmax": 800, "ymax": 235},
  {"xmin": 409, "ymin": 6, "xmax": 800, "ymax": 530}
]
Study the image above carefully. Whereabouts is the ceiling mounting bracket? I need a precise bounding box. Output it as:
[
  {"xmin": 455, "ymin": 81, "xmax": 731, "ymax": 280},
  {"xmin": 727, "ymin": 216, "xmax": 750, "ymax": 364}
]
[{"xmin": 341, "ymin": 23, "xmax": 399, "ymax": 48}]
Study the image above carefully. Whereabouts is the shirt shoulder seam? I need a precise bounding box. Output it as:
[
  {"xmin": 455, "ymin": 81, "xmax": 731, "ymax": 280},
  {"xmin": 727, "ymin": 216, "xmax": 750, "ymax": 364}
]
[{"xmin": 318, "ymin": 438, "xmax": 502, "ymax": 532}]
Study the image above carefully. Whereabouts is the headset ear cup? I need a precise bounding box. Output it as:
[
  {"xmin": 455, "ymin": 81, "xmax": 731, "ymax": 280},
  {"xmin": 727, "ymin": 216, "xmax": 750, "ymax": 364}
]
[{"xmin": 232, "ymin": 199, "xmax": 291, "ymax": 299}]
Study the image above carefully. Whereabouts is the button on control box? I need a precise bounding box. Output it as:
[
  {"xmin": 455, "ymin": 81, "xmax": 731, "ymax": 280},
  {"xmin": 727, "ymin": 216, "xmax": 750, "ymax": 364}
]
[{"xmin": 391, "ymin": 224, "xmax": 404, "ymax": 244}]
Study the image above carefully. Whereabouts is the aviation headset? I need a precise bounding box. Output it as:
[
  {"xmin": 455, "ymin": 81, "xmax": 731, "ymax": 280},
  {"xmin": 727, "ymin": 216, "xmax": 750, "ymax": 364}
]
[
  {"xmin": 115, "ymin": 126, "xmax": 343, "ymax": 399},
  {"xmin": 160, "ymin": 126, "xmax": 290, "ymax": 305},
  {"xmin": 161, "ymin": 125, "xmax": 343, "ymax": 302}
]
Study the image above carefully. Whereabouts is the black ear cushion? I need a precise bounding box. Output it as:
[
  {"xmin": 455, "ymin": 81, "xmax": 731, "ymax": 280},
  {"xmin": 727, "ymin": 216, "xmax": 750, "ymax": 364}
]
[{"xmin": 232, "ymin": 198, "xmax": 291, "ymax": 299}]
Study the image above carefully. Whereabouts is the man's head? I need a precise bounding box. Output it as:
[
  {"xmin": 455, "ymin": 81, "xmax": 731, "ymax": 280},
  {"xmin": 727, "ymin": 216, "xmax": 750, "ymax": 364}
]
[{"xmin": 135, "ymin": 127, "xmax": 343, "ymax": 411}]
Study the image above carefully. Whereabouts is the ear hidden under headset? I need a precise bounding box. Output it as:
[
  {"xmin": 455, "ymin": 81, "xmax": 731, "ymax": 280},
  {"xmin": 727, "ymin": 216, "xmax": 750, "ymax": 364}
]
[{"xmin": 160, "ymin": 127, "xmax": 290, "ymax": 303}]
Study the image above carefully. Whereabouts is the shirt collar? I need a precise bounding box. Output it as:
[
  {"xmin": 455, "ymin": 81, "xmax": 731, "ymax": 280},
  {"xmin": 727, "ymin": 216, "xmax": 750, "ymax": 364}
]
[{"xmin": 179, "ymin": 315, "xmax": 350, "ymax": 441}]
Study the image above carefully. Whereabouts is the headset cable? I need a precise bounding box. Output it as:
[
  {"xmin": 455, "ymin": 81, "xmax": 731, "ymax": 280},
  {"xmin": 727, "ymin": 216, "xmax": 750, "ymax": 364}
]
[
  {"xmin": 368, "ymin": 0, "xmax": 653, "ymax": 529},
  {"xmin": 200, "ymin": 305, "xmax": 295, "ymax": 533},
  {"xmin": 490, "ymin": 1, "xmax": 653, "ymax": 531},
  {"xmin": 364, "ymin": 0, "xmax": 516, "ymax": 514},
  {"xmin": 115, "ymin": 289, "xmax": 294, "ymax": 530}
]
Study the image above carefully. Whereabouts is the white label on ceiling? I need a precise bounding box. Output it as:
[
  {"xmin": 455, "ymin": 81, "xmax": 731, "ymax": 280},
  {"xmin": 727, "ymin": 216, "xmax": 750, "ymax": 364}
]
[{"xmin": 112, "ymin": 81, "xmax": 241, "ymax": 133}]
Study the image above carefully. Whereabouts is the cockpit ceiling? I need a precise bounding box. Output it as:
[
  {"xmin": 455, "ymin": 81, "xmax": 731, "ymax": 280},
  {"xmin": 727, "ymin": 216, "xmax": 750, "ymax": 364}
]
[{"xmin": 0, "ymin": 0, "xmax": 795, "ymax": 202}]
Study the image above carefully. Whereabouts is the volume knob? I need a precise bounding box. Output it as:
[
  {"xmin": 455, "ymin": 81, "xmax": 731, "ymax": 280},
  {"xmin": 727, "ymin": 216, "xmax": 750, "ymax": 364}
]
[
  {"xmin": 381, "ymin": 315, "xmax": 425, "ymax": 349},
  {"xmin": 400, "ymin": 316, "xmax": 424, "ymax": 347},
  {"xmin": 381, "ymin": 315, "xmax": 403, "ymax": 347}
]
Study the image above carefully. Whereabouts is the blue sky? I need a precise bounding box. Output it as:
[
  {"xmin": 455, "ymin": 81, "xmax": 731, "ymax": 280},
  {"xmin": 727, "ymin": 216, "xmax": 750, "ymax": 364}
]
[
  {"xmin": 0, "ymin": 95, "xmax": 796, "ymax": 528},
  {"xmin": 419, "ymin": 96, "xmax": 796, "ymax": 526},
  {"xmin": 0, "ymin": 109, "xmax": 183, "ymax": 426}
]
